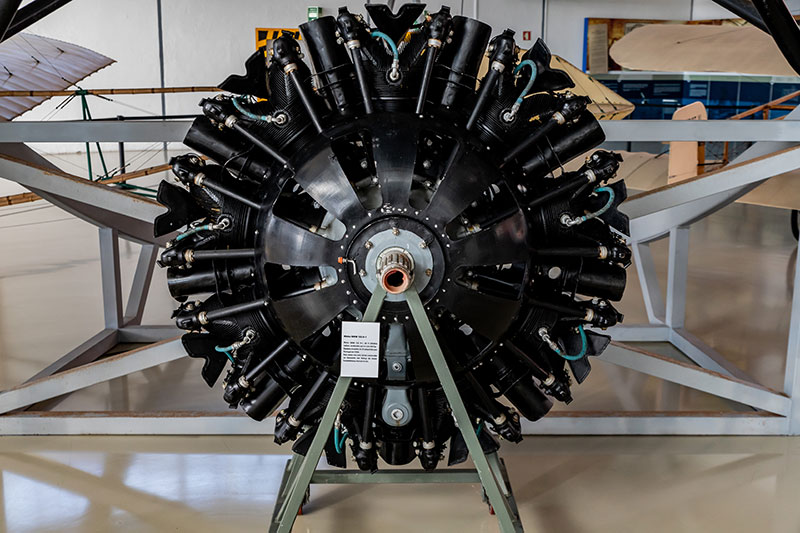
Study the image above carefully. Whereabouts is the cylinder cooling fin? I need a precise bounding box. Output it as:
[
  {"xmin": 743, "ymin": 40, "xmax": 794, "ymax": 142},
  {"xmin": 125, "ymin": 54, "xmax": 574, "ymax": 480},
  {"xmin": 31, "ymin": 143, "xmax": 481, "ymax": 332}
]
[{"xmin": 155, "ymin": 4, "xmax": 631, "ymax": 472}]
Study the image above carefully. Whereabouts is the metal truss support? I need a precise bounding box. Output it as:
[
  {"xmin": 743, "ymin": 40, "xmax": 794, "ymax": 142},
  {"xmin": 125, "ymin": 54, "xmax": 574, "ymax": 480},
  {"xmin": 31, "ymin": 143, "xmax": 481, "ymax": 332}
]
[
  {"xmin": 633, "ymin": 241, "xmax": 665, "ymax": 324},
  {"xmin": 0, "ymin": 338, "xmax": 182, "ymax": 415},
  {"xmin": 2, "ymin": 221, "xmax": 177, "ymax": 413},
  {"xmin": 602, "ymin": 343, "xmax": 789, "ymax": 415},
  {"xmin": 604, "ymin": 107, "xmax": 800, "ymax": 435},
  {"xmin": 783, "ymin": 239, "xmax": 800, "ymax": 433}
]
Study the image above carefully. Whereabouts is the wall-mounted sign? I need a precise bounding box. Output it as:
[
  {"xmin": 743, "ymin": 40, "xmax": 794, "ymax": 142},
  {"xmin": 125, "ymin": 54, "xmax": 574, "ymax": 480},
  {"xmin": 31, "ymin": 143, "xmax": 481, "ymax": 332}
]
[{"xmin": 256, "ymin": 28, "xmax": 302, "ymax": 51}]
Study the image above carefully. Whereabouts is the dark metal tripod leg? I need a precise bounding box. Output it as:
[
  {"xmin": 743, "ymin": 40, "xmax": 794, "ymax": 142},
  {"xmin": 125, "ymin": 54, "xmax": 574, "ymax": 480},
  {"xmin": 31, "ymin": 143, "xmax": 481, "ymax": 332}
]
[{"xmin": 406, "ymin": 289, "xmax": 523, "ymax": 533}]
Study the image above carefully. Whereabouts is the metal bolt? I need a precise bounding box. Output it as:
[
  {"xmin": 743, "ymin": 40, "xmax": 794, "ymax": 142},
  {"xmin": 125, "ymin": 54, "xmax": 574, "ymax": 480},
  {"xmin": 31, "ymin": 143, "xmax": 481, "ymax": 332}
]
[
  {"xmin": 390, "ymin": 408, "xmax": 404, "ymax": 421},
  {"xmin": 391, "ymin": 362, "xmax": 403, "ymax": 372},
  {"xmin": 422, "ymin": 159, "xmax": 432, "ymax": 169},
  {"xmin": 360, "ymin": 159, "xmax": 368, "ymax": 169},
  {"xmin": 392, "ymin": 227, "xmax": 400, "ymax": 236},
  {"xmin": 359, "ymin": 269, "xmax": 367, "ymax": 277},
  {"xmin": 365, "ymin": 241, "xmax": 373, "ymax": 249},
  {"xmin": 425, "ymin": 268, "xmax": 432, "ymax": 277},
  {"xmin": 419, "ymin": 241, "xmax": 427, "ymax": 249}
]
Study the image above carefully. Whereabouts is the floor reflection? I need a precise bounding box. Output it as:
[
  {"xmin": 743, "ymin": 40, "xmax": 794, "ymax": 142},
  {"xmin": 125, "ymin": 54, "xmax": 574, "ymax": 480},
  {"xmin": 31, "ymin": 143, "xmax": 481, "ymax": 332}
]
[{"xmin": 0, "ymin": 436, "xmax": 799, "ymax": 532}]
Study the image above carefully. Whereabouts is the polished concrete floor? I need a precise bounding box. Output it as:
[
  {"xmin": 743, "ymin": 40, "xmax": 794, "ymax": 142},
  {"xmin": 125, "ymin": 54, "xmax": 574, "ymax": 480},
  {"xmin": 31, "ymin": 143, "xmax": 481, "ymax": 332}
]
[
  {"xmin": 2, "ymin": 149, "xmax": 800, "ymax": 531},
  {"xmin": 1, "ymin": 435, "xmax": 800, "ymax": 532}
]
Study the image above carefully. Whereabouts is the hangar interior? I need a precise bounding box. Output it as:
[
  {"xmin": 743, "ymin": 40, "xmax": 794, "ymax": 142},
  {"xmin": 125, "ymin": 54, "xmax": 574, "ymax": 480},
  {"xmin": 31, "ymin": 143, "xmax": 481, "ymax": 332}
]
[{"xmin": 2, "ymin": 0, "xmax": 800, "ymax": 531}]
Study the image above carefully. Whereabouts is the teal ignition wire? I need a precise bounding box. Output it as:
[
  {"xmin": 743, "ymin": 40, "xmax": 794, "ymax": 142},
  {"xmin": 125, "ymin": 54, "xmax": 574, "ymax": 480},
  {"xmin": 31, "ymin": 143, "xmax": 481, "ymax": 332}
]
[
  {"xmin": 214, "ymin": 345, "xmax": 235, "ymax": 363},
  {"xmin": 475, "ymin": 420, "xmax": 484, "ymax": 437},
  {"xmin": 175, "ymin": 224, "xmax": 212, "ymax": 242},
  {"xmin": 371, "ymin": 31, "xmax": 399, "ymax": 60},
  {"xmin": 554, "ymin": 325, "xmax": 588, "ymax": 361},
  {"xmin": 581, "ymin": 186, "xmax": 615, "ymax": 223},
  {"xmin": 232, "ymin": 95, "xmax": 274, "ymax": 122},
  {"xmin": 334, "ymin": 426, "xmax": 349, "ymax": 454},
  {"xmin": 372, "ymin": 31, "xmax": 401, "ymax": 81},
  {"xmin": 563, "ymin": 186, "xmax": 615, "ymax": 227},
  {"xmin": 512, "ymin": 59, "xmax": 538, "ymax": 106},
  {"xmin": 502, "ymin": 59, "xmax": 538, "ymax": 122}
]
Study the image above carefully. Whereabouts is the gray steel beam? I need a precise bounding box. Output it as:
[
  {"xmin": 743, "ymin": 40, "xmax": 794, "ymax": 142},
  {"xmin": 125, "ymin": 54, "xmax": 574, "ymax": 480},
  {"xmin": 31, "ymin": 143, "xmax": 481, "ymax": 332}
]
[
  {"xmin": 99, "ymin": 228, "xmax": 123, "ymax": 329},
  {"xmin": 522, "ymin": 413, "xmax": 788, "ymax": 435},
  {"xmin": 118, "ymin": 325, "xmax": 182, "ymax": 343},
  {"xmin": 0, "ymin": 338, "xmax": 183, "ymax": 414},
  {"xmin": 23, "ymin": 329, "xmax": 119, "ymax": 383},
  {"xmin": 633, "ymin": 241, "xmax": 666, "ymax": 324},
  {"xmin": 670, "ymin": 328, "xmax": 756, "ymax": 383},
  {"xmin": 666, "ymin": 227, "xmax": 689, "ymax": 329},
  {"xmin": 0, "ymin": 119, "xmax": 798, "ymax": 144},
  {"xmin": 0, "ymin": 120, "xmax": 193, "ymax": 142},
  {"xmin": 0, "ymin": 152, "xmax": 165, "ymax": 229},
  {"xmin": 601, "ymin": 119, "xmax": 800, "ymax": 142},
  {"xmin": 0, "ymin": 143, "xmax": 165, "ymax": 245},
  {"xmin": 601, "ymin": 325, "xmax": 670, "ymax": 342},
  {"xmin": 626, "ymin": 106, "xmax": 800, "ymax": 243},
  {"xmin": 123, "ymin": 244, "xmax": 158, "ymax": 326},
  {"xmin": 625, "ymin": 145, "xmax": 800, "ymax": 222},
  {"xmin": 784, "ymin": 240, "xmax": 800, "ymax": 433},
  {"xmin": 603, "ymin": 343, "xmax": 790, "ymax": 415},
  {"xmin": 0, "ymin": 412, "xmax": 786, "ymax": 436}
]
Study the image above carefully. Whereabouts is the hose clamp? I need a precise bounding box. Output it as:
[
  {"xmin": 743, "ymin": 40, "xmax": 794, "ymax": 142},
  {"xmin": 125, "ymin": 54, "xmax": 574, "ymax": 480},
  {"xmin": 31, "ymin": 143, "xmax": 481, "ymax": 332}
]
[
  {"xmin": 193, "ymin": 172, "xmax": 205, "ymax": 186},
  {"xmin": 198, "ymin": 311, "xmax": 209, "ymax": 325},
  {"xmin": 223, "ymin": 115, "xmax": 238, "ymax": 129},
  {"xmin": 552, "ymin": 111, "xmax": 566, "ymax": 125},
  {"xmin": 346, "ymin": 39, "xmax": 361, "ymax": 49},
  {"xmin": 422, "ymin": 440, "xmax": 436, "ymax": 450},
  {"xmin": 427, "ymin": 38, "xmax": 442, "ymax": 48},
  {"xmin": 359, "ymin": 440, "xmax": 373, "ymax": 450},
  {"xmin": 283, "ymin": 63, "xmax": 298, "ymax": 74},
  {"xmin": 538, "ymin": 327, "xmax": 560, "ymax": 353},
  {"xmin": 490, "ymin": 60, "xmax": 505, "ymax": 73},
  {"xmin": 184, "ymin": 249, "xmax": 195, "ymax": 264}
]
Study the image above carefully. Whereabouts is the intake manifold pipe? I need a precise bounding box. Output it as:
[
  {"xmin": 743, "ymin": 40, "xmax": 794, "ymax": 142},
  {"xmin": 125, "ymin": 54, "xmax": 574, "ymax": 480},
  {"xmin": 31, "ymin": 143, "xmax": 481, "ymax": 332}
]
[
  {"xmin": 170, "ymin": 155, "xmax": 261, "ymax": 209},
  {"xmin": 337, "ymin": 7, "xmax": 374, "ymax": 114},
  {"xmin": 272, "ymin": 34, "xmax": 324, "ymax": 133},
  {"xmin": 466, "ymin": 29, "xmax": 516, "ymax": 131},
  {"xmin": 415, "ymin": 7, "xmax": 452, "ymax": 115}
]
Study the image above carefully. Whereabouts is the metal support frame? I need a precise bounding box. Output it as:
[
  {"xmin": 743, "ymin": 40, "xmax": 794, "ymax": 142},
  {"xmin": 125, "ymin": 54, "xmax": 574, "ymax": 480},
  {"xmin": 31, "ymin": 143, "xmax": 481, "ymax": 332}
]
[
  {"xmin": 270, "ymin": 286, "xmax": 522, "ymax": 533},
  {"xmin": 2, "ymin": 118, "xmax": 800, "ymax": 436},
  {"xmin": 599, "ymin": 108, "xmax": 800, "ymax": 435}
]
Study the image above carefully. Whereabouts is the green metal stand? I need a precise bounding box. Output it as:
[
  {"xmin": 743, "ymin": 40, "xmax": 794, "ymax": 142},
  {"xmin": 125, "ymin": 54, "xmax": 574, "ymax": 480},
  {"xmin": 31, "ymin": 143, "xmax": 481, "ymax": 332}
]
[{"xmin": 269, "ymin": 285, "xmax": 524, "ymax": 532}]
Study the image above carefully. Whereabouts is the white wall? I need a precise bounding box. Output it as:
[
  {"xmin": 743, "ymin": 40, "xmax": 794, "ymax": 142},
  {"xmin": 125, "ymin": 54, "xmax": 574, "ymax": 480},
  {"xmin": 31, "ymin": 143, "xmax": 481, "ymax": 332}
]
[{"xmin": 16, "ymin": 0, "xmax": 757, "ymax": 153}]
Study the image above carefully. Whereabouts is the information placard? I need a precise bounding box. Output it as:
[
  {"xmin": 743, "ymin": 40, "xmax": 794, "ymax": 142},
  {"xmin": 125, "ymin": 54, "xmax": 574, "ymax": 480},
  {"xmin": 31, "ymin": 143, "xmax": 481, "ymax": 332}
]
[{"xmin": 341, "ymin": 321, "xmax": 380, "ymax": 378}]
